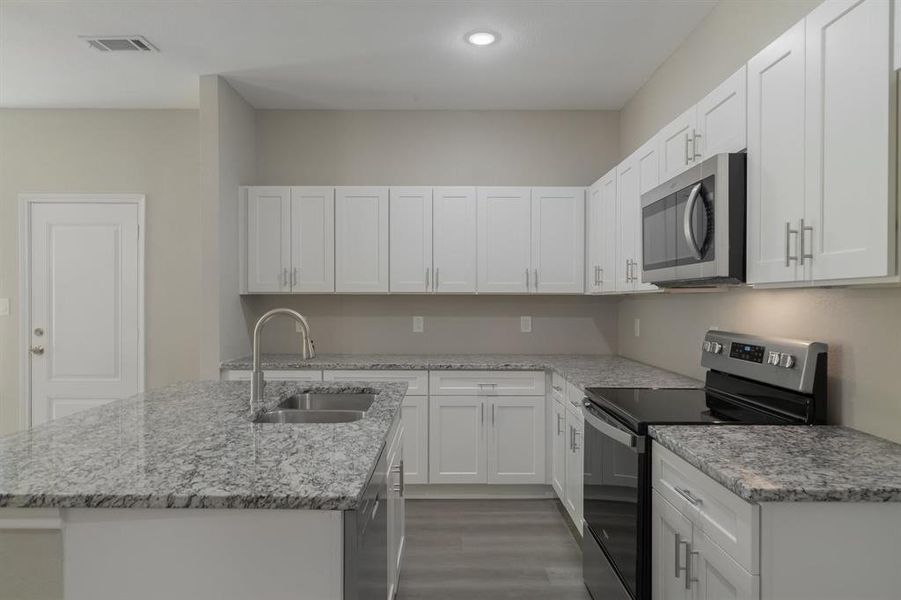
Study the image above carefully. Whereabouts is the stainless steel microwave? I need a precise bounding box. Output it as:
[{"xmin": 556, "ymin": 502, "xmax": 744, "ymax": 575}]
[{"xmin": 640, "ymin": 153, "xmax": 746, "ymax": 287}]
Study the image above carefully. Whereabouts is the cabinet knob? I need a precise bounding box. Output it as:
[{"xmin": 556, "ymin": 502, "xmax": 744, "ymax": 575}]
[{"xmin": 30, "ymin": 345, "xmax": 44, "ymax": 355}]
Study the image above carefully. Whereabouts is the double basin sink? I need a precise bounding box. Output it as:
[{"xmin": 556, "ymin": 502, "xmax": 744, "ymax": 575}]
[{"xmin": 254, "ymin": 392, "xmax": 375, "ymax": 424}]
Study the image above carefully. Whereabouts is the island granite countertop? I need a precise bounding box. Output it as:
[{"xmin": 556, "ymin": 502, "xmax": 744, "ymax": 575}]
[
  {"xmin": 650, "ymin": 425, "xmax": 901, "ymax": 503},
  {"xmin": 220, "ymin": 353, "xmax": 703, "ymax": 390},
  {"xmin": 0, "ymin": 380, "xmax": 406, "ymax": 511}
]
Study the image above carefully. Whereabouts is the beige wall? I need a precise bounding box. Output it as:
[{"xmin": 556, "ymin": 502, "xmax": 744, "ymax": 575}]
[
  {"xmin": 614, "ymin": 0, "xmax": 901, "ymax": 442},
  {"xmin": 256, "ymin": 109, "xmax": 620, "ymax": 186},
  {"xmin": 618, "ymin": 0, "xmax": 821, "ymax": 157},
  {"xmin": 199, "ymin": 76, "xmax": 256, "ymax": 377},
  {"xmin": 0, "ymin": 109, "xmax": 202, "ymax": 434},
  {"xmin": 243, "ymin": 295, "xmax": 619, "ymax": 357}
]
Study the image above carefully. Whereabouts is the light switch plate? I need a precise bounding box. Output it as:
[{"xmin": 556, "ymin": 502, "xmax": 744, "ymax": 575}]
[
  {"xmin": 413, "ymin": 316, "xmax": 424, "ymax": 333},
  {"xmin": 520, "ymin": 316, "xmax": 532, "ymax": 333},
  {"xmin": 0, "ymin": 298, "xmax": 8, "ymax": 317}
]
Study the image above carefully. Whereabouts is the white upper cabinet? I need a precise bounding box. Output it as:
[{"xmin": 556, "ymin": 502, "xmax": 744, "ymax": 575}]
[
  {"xmin": 696, "ymin": 66, "xmax": 748, "ymax": 158},
  {"xmin": 246, "ymin": 187, "xmax": 291, "ymax": 293},
  {"xmin": 531, "ymin": 187, "xmax": 585, "ymax": 294},
  {"xmin": 432, "ymin": 187, "xmax": 478, "ymax": 293},
  {"xmin": 804, "ymin": 0, "xmax": 894, "ymax": 282},
  {"xmin": 586, "ymin": 175, "xmax": 607, "ymax": 294},
  {"xmin": 634, "ymin": 139, "xmax": 660, "ymax": 292},
  {"xmin": 477, "ymin": 187, "xmax": 532, "ymax": 293},
  {"xmin": 657, "ymin": 106, "xmax": 698, "ymax": 182},
  {"xmin": 335, "ymin": 186, "xmax": 389, "ymax": 292},
  {"xmin": 389, "ymin": 187, "xmax": 433, "ymax": 293},
  {"xmin": 616, "ymin": 155, "xmax": 640, "ymax": 292},
  {"xmin": 747, "ymin": 21, "xmax": 807, "ymax": 285},
  {"xmin": 290, "ymin": 187, "xmax": 335, "ymax": 292}
]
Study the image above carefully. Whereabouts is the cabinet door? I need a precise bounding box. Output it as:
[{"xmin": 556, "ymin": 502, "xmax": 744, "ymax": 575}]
[
  {"xmin": 335, "ymin": 186, "xmax": 389, "ymax": 292},
  {"xmin": 586, "ymin": 177, "xmax": 604, "ymax": 294},
  {"xmin": 564, "ymin": 410, "xmax": 584, "ymax": 532},
  {"xmin": 634, "ymin": 139, "xmax": 661, "ymax": 292},
  {"xmin": 747, "ymin": 21, "xmax": 806, "ymax": 284},
  {"xmin": 433, "ymin": 187, "xmax": 477, "ymax": 293},
  {"xmin": 599, "ymin": 172, "xmax": 619, "ymax": 293},
  {"xmin": 657, "ymin": 107, "xmax": 698, "ymax": 182},
  {"xmin": 290, "ymin": 187, "xmax": 334, "ymax": 292},
  {"xmin": 531, "ymin": 187, "xmax": 585, "ymax": 293},
  {"xmin": 477, "ymin": 187, "xmax": 532, "ymax": 293},
  {"xmin": 693, "ymin": 528, "xmax": 759, "ymax": 600},
  {"xmin": 651, "ymin": 491, "xmax": 693, "ymax": 600},
  {"xmin": 401, "ymin": 396, "xmax": 429, "ymax": 485},
  {"xmin": 805, "ymin": 0, "xmax": 894, "ymax": 281},
  {"xmin": 429, "ymin": 397, "xmax": 486, "ymax": 484},
  {"xmin": 616, "ymin": 156, "xmax": 639, "ymax": 292},
  {"xmin": 389, "ymin": 187, "xmax": 433, "ymax": 293},
  {"xmin": 551, "ymin": 397, "xmax": 566, "ymax": 498},
  {"xmin": 247, "ymin": 186, "xmax": 291, "ymax": 293},
  {"xmin": 696, "ymin": 66, "xmax": 748, "ymax": 158},
  {"xmin": 487, "ymin": 397, "xmax": 546, "ymax": 484}
]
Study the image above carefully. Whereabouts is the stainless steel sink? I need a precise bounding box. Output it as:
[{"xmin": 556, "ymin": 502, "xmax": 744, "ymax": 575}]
[
  {"xmin": 277, "ymin": 393, "xmax": 375, "ymax": 412},
  {"xmin": 253, "ymin": 392, "xmax": 375, "ymax": 424},
  {"xmin": 254, "ymin": 409, "xmax": 365, "ymax": 424}
]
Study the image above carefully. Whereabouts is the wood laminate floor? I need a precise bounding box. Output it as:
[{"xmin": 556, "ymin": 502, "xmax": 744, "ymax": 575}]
[{"xmin": 396, "ymin": 499, "xmax": 592, "ymax": 600}]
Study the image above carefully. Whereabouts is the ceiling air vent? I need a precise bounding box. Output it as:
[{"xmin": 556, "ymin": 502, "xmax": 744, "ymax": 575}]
[{"xmin": 81, "ymin": 35, "xmax": 159, "ymax": 52}]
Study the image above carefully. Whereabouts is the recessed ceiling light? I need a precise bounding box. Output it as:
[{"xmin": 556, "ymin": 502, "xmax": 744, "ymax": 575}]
[{"xmin": 466, "ymin": 30, "xmax": 499, "ymax": 47}]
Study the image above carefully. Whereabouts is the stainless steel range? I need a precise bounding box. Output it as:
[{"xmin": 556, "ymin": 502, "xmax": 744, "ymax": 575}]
[{"xmin": 580, "ymin": 331, "xmax": 827, "ymax": 600}]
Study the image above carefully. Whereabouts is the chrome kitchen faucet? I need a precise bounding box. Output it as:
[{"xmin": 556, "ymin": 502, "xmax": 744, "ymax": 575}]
[{"xmin": 250, "ymin": 308, "xmax": 315, "ymax": 408}]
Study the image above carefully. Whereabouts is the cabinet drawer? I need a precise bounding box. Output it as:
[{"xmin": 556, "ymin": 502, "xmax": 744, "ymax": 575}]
[
  {"xmin": 322, "ymin": 370, "xmax": 428, "ymax": 395},
  {"xmin": 220, "ymin": 369, "xmax": 322, "ymax": 382},
  {"xmin": 429, "ymin": 371, "xmax": 545, "ymax": 396},
  {"xmin": 652, "ymin": 441, "xmax": 759, "ymax": 574}
]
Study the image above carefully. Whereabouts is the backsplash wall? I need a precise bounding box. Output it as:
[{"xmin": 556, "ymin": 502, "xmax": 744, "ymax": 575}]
[{"xmin": 241, "ymin": 295, "xmax": 619, "ymax": 356}]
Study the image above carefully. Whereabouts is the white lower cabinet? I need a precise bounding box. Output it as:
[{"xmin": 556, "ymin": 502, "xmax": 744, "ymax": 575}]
[
  {"xmin": 429, "ymin": 396, "xmax": 487, "ymax": 484},
  {"xmin": 652, "ymin": 490, "xmax": 694, "ymax": 600},
  {"xmin": 692, "ymin": 527, "xmax": 758, "ymax": 600},
  {"xmin": 563, "ymin": 404, "xmax": 584, "ymax": 533},
  {"xmin": 487, "ymin": 397, "xmax": 546, "ymax": 484},
  {"xmin": 401, "ymin": 396, "xmax": 428, "ymax": 485},
  {"xmin": 550, "ymin": 395, "xmax": 566, "ymax": 498}
]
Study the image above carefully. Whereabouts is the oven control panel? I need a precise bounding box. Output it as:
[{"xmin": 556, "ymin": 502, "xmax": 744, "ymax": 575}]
[{"xmin": 701, "ymin": 331, "xmax": 826, "ymax": 394}]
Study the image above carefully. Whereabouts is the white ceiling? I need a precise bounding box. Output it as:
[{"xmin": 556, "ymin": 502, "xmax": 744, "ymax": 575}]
[{"xmin": 0, "ymin": 0, "xmax": 717, "ymax": 110}]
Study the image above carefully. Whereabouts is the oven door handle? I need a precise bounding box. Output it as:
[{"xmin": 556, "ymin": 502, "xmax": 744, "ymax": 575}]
[
  {"xmin": 582, "ymin": 403, "xmax": 644, "ymax": 453},
  {"xmin": 683, "ymin": 182, "xmax": 704, "ymax": 260}
]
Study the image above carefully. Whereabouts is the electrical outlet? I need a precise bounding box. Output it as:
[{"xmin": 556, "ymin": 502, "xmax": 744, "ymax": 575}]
[
  {"xmin": 0, "ymin": 298, "xmax": 8, "ymax": 317},
  {"xmin": 413, "ymin": 316, "xmax": 424, "ymax": 333},
  {"xmin": 634, "ymin": 318, "xmax": 640, "ymax": 338},
  {"xmin": 520, "ymin": 316, "xmax": 532, "ymax": 333}
]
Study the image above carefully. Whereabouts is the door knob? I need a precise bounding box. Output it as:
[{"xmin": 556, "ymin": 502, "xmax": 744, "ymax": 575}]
[{"xmin": 30, "ymin": 345, "xmax": 44, "ymax": 355}]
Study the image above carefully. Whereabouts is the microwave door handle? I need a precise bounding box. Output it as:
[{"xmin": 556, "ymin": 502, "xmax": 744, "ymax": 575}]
[{"xmin": 683, "ymin": 183, "xmax": 704, "ymax": 260}]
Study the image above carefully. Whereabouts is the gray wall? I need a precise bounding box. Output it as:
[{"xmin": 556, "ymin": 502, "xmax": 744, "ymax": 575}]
[
  {"xmin": 239, "ymin": 109, "xmax": 624, "ymax": 358},
  {"xmin": 0, "ymin": 109, "xmax": 202, "ymax": 435},
  {"xmin": 615, "ymin": 0, "xmax": 901, "ymax": 443}
]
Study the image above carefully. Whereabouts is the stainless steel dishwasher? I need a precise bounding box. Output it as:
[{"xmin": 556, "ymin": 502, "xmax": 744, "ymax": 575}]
[{"xmin": 344, "ymin": 441, "xmax": 388, "ymax": 600}]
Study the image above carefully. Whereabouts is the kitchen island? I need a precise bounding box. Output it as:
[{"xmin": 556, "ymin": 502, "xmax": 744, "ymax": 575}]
[{"xmin": 0, "ymin": 380, "xmax": 407, "ymax": 600}]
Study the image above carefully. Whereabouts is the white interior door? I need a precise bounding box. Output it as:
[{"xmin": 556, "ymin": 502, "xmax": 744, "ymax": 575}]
[
  {"xmin": 290, "ymin": 187, "xmax": 334, "ymax": 292},
  {"xmin": 477, "ymin": 187, "xmax": 531, "ymax": 293},
  {"xmin": 432, "ymin": 187, "xmax": 477, "ymax": 293},
  {"xmin": 28, "ymin": 198, "xmax": 143, "ymax": 425},
  {"xmin": 389, "ymin": 187, "xmax": 433, "ymax": 293},
  {"xmin": 530, "ymin": 187, "xmax": 585, "ymax": 294}
]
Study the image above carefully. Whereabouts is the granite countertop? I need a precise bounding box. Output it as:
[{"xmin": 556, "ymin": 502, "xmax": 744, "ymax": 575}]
[
  {"xmin": 220, "ymin": 353, "xmax": 703, "ymax": 390},
  {"xmin": 0, "ymin": 380, "xmax": 406, "ymax": 511},
  {"xmin": 650, "ymin": 425, "xmax": 901, "ymax": 503}
]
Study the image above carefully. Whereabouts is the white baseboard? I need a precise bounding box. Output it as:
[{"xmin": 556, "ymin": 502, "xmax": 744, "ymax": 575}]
[{"xmin": 404, "ymin": 484, "xmax": 556, "ymax": 500}]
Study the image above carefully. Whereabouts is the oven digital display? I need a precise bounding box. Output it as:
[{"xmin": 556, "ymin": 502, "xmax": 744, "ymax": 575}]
[{"xmin": 729, "ymin": 342, "xmax": 765, "ymax": 363}]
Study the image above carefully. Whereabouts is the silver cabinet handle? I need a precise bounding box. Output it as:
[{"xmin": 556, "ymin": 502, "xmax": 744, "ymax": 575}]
[
  {"xmin": 525, "ymin": 268, "xmax": 530, "ymax": 290},
  {"xmin": 684, "ymin": 133, "xmax": 691, "ymax": 165},
  {"xmin": 30, "ymin": 345, "xmax": 44, "ymax": 355},
  {"xmin": 799, "ymin": 218, "xmax": 813, "ymax": 265},
  {"xmin": 534, "ymin": 268, "xmax": 539, "ymax": 290},
  {"xmin": 785, "ymin": 222, "xmax": 799, "ymax": 267},
  {"xmin": 573, "ymin": 429, "xmax": 581, "ymax": 451},
  {"xmin": 674, "ymin": 533, "xmax": 686, "ymax": 579},
  {"xmin": 425, "ymin": 267, "xmax": 430, "ymax": 290},
  {"xmin": 625, "ymin": 259, "xmax": 631, "ymax": 283},
  {"xmin": 685, "ymin": 542, "xmax": 698, "ymax": 590},
  {"xmin": 594, "ymin": 265, "xmax": 599, "ymax": 286},
  {"xmin": 292, "ymin": 267, "xmax": 298, "ymax": 287},
  {"xmin": 599, "ymin": 267, "xmax": 604, "ymax": 284},
  {"xmin": 556, "ymin": 413, "xmax": 563, "ymax": 435},
  {"xmin": 675, "ymin": 486, "xmax": 703, "ymax": 506},
  {"xmin": 480, "ymin": 403, "xmax": 484, "ymax": 425},
  {"xmin": 283, "ymin": 267, "xmax": 289, "ymax": 288},
  {"xmin": 569, "ymin": 425, "xmax": 574, "ymax": 451},
  {"xmin": 434, "ymin": 267, "xmax": 439, "ymax": 290},
  {"xmin": 692, "ymin": 129, "xmax": 702, "ymax": 160},
  {"xmin": 492, "ymin": 403, "xmax": 496, "ymax": 426}
]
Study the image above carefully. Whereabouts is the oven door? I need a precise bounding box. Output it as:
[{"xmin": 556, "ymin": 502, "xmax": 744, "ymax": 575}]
[{"xmin": 582, "ymin": 401, "xmax": 647, "ymax": 600}]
